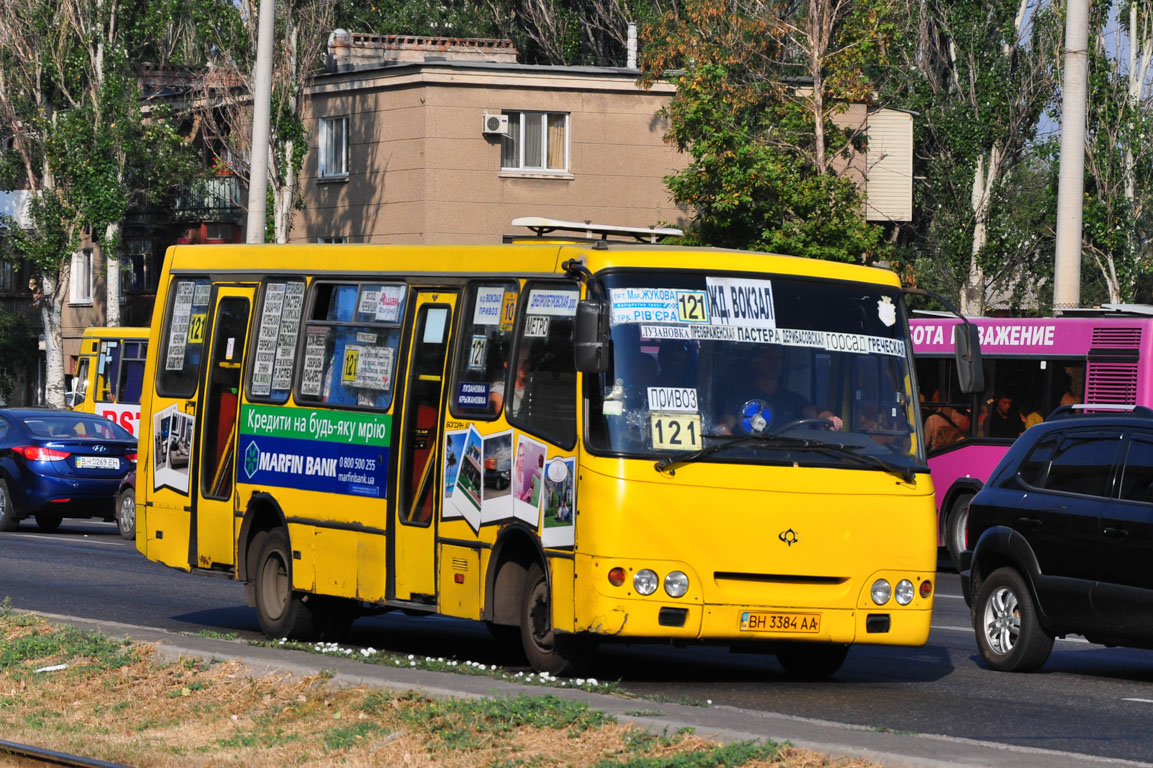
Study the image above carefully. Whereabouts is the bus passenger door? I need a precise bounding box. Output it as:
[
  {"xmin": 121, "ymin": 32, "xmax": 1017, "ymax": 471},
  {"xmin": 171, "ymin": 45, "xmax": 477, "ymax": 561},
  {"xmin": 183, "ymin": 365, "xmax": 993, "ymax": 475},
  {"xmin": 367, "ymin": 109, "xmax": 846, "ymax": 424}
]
[
  {"xmin": 391, "ymin": 290, "xmax": 457, "ymax": 603},
  {"xmin": 194, "ymin": 286, "xmax": 254, "ymax": 569}
]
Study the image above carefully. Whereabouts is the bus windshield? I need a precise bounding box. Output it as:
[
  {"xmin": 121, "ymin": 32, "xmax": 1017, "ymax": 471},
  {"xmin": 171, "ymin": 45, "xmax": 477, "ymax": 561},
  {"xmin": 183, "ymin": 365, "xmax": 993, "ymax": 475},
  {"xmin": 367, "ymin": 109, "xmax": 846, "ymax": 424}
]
[{"xmin": 586, "ymin": 271, "xmax": 922, "ymax": 470}]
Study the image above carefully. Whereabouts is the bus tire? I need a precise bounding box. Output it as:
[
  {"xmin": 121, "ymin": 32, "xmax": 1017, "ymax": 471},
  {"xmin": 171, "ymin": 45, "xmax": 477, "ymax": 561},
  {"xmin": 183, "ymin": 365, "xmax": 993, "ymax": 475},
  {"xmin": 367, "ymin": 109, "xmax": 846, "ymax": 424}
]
[
  {"xmin": 253, "ymin": 527, "xmax": 320, "ymax": 640},
  {"xmin": 973, "ymin": 566, "xmax": 1052, "ymax": 672},
  {"xmin": 520, "ymin": 562, "xmax": 595, "ymax": 676},
  {"xmin": 776, "ymin": 643, "xmax": 849, "ymax": 680},
  {"xmin": 34, "ymin": 512, "xmax": 62, "ymax": 532},
  {"xmin": 0, "ymin": 480, "xmax": 17, "ymax": 531},
  {"xmin": 946, "ymin": 492, "xmax": 973, "ymax": 569}
]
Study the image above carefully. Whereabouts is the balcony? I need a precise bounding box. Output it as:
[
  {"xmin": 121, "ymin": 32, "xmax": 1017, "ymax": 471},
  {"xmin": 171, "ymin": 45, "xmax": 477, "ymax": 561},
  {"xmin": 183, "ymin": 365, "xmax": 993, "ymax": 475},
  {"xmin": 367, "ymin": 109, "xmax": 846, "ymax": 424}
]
[{"xmin": 172, "ymin": 176, "xmax": 244, "ymax": 224}]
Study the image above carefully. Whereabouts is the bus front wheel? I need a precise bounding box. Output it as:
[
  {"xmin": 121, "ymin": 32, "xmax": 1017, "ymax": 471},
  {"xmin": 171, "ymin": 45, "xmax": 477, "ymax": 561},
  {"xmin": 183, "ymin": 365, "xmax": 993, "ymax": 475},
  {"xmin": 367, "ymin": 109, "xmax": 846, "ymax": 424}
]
[
  {"xmin": 776, "ymin": 643, "xmax": 849, "ymax": 679},
  {"xmin": 946, "ymin": 493, "xmax": 973, "ymax": 569},
  {"xmin": 520, "ymin": 562, "xmax": 595, "ymax": 676},
  {"xmin": 254, "ymin": 528, "xmax": 320, "ymax": 640}
]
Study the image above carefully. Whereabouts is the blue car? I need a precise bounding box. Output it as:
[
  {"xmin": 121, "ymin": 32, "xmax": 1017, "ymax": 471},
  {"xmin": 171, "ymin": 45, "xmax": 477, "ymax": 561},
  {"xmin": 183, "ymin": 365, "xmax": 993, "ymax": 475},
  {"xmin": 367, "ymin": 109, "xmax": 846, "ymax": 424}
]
[{"xmin": 0, "ymin": 409, "xmax": 136, "ymax": 532}]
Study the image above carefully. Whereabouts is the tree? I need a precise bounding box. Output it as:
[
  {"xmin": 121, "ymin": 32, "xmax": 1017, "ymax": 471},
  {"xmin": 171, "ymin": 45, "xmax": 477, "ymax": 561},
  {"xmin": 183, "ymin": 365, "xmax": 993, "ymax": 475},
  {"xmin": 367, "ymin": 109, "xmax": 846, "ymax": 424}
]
[
  {"xmin": 0, "ymin": 0, "xmax": 196, "ymax": 407},
  {"xmin": 639, "ymin": 0, "xmax": 893, "ymax": 261},
  {"xmin": 198, "ymin": 0, "xmax": 334, "ymax": 243},
  {"xmin": 890, "ymin": 0, "xmax": 1060, "ymax": 314},
  {"xmin": 1076, "ymin": 0, "xmax": 1153, "ymax": 304}
]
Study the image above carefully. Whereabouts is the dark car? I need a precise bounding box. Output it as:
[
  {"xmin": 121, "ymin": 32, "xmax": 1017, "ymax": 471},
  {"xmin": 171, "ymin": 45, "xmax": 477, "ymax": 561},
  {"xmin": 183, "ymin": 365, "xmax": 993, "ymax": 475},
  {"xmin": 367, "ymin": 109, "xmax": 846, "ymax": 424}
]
[
  {"xmin": 961, "ymin": 407, "xmax": 1153, "ymax": 672},
  {"xmin": 0, "ymin": 409, "xmax": 136, "ymax": 532}
]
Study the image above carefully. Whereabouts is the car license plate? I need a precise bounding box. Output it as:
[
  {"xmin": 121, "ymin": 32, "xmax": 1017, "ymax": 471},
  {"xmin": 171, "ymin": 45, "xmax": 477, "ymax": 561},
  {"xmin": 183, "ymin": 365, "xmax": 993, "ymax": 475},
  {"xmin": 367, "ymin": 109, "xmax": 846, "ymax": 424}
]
[
  {"xmin": 740, "ymin": 611, "xmax": 821, "ymax": 633},
  {"xmin": 76, "ymin": 456, "xmax": 120, "ymax": 469}
]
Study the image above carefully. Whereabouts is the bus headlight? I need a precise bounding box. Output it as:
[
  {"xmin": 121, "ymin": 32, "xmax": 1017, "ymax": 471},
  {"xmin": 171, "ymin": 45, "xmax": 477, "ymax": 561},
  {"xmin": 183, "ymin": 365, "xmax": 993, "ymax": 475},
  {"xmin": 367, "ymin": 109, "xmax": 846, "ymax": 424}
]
[
  {"xmin": 871, "ymin": 579, "xmax": 891, "ymax": 605},
  {"xmin": 634, "ymin": 569, "xmax": 659, "ymax": 596},
  {"xmin": 664, "ymin": 571, "xmax": 689, "ymax": 598},
  {"xmin": 895, "ymin": 579, "xmax": 915, "ymax": 605}
]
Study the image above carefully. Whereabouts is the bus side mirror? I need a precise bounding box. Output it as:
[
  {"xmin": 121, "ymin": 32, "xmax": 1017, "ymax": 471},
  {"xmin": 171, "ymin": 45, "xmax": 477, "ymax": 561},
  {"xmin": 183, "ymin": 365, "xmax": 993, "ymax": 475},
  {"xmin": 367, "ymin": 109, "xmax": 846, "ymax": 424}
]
[
  {"xmin": 955, "ymin": 323, "xmax": 985, "ymax": 394},
  {"xmin": 574, "ymin": 299, "xmax": 610, "ymax": 374}
]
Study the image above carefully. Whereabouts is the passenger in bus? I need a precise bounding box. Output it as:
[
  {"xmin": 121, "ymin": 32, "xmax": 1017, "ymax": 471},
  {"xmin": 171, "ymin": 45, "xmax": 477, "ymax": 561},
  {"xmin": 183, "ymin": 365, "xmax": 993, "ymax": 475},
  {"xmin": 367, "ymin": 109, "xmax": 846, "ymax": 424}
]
[
  {"xmin": 716, "ymin": 345, "xmax": 841, "ymax": 434},
  {"xmin": 986, "ymin": 393, "xmax": 1024, "ymax": 438},
  {"xmin": 656, "ymin": 340, "xmax": 695, "ymax": 388},
  {"xmin": 1061, "ymin": 365, "xmax": 1084, "ymax": 406},
  {"xmin": 924, "ymin": 407, "xmax": 970, "ymax": 450},
  {"xmin": 490, "ymin": 348, "xmax": 531, "ymax": 413}
]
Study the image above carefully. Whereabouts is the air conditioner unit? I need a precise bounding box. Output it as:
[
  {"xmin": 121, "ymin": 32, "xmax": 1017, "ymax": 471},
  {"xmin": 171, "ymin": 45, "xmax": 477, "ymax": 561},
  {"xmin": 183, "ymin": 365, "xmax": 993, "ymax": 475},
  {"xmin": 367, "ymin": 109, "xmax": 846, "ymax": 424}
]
[{"xmin": 482, "ymin": 112, "xmax": 509, "ymax": 135}]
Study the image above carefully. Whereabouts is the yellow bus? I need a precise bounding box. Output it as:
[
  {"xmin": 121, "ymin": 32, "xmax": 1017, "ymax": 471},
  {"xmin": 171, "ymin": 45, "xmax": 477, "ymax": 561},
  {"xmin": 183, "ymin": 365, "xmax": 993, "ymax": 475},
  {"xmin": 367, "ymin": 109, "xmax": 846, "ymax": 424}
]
[
  {"xmin": 67, "ymin": 326, "xmax": 150, "ymax": 437},
  {"xmin": 135, "ymin": 221, "xmax": 978, "ymax": 677}
]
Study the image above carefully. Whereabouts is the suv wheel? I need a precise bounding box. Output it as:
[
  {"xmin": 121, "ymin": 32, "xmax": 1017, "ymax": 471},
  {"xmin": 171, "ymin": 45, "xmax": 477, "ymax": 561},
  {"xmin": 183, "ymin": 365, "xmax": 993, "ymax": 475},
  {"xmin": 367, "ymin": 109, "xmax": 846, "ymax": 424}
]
[
  {"xmin": 945, "ymin": 492, "xmax": 972, "ymax": 570},
  {"xmin": 973, "ymin": 567, "xmax": 1053, "ymax": 672}
]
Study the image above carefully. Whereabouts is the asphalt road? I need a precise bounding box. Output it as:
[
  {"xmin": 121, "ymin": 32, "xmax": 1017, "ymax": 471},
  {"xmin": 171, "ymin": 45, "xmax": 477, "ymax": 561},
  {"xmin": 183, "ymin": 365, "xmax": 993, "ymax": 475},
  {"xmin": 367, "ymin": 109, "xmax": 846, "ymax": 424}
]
[{"xmin": 4, "ymin": 519, "xmax": 1153, "ymax": 764}]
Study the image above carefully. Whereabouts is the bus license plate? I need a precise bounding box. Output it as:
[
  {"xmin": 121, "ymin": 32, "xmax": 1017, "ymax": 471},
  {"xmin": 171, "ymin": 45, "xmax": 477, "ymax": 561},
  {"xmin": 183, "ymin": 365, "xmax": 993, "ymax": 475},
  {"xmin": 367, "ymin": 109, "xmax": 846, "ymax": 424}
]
[
  {"xmin": 76, "ymin": 456, "xmax": 120, "ymax": 469},
  {"xmin": 740, "ymin": 611, "xmax": 821, "ymax": 633}
]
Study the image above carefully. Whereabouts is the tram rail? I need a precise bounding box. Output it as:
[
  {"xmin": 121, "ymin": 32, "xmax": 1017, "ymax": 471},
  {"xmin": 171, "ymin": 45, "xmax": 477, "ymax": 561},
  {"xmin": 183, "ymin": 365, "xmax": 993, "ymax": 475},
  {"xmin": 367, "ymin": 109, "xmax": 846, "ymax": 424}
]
[{"xmin": 0, "ymin": 738, "xmax": 133, "ymax": 768}]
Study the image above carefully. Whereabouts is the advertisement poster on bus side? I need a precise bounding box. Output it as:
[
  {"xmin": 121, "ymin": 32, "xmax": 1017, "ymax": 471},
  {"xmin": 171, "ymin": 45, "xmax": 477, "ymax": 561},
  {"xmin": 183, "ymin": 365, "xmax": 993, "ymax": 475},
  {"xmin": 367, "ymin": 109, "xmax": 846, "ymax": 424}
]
[
  {"xmin": 512, "ymin": 434, "xmax": 547, "ymax": 527},
  {"xmin": 481, "ymin": 430, "xmax": 513, "ymax": 524},
  {"xmin": 237, "ymin": 405, "xmax": 391, "ymax": 499},
  {"xmin": 153, "ymin": 404, "xmax": 194, "ymax": 493},
  {"xmin": 443, "ymin": 425, "xmax": 483, "ymax": 532},
  {"xmin": 541, "ymin": 456, "xmax": 575, "ymax": 548}
]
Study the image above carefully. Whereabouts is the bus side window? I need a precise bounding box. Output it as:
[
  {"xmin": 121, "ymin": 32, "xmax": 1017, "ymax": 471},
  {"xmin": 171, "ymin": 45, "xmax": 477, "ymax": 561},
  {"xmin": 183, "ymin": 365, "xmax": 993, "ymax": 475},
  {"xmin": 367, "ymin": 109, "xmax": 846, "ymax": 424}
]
[
  {"xmin": 98, "ymin": 342, "xmax": 121, "ymax": 402},
  {"xmin": 507, "ymin": 282, "xmax": 580, "ymax": 449},
  {"xmin": 119, "ymin": 342, "xmax": 147, "ymax": 405},
  {"xmin": 449, "ymin": 281, "xmax": 518, "ymax": 419},
  {"xmin": 296, "ymin": 281, "xmax": 404, "ymax": 410},
  {"xmin": 157, "ymin": 278, "xmax": 212, "ymax": 397}
]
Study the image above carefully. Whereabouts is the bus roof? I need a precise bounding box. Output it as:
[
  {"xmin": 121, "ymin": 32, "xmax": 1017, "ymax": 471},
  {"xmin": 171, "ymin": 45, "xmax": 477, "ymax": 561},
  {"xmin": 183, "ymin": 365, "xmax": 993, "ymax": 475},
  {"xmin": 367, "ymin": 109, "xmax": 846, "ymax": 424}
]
[
  {"xmin": 82, "ymin": 326, "xmax": 150, "ymax": 339},
  {"xmin": 164, "ymin": 243, "xmax": 902, "ymax": 288}
]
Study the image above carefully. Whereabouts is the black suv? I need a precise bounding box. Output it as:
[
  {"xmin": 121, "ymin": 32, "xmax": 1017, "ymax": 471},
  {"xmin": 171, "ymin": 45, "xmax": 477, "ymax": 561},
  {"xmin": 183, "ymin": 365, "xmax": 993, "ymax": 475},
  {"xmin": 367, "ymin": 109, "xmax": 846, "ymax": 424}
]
[{"xmin": 961, "ymin": 408, "xmax": 1153, "ymax": 672}]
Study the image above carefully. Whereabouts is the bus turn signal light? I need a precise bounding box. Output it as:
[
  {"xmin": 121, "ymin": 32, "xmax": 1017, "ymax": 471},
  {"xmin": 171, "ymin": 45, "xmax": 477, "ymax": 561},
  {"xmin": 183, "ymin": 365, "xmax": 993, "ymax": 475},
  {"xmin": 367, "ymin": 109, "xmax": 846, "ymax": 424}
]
[
  {"xmin": 920, "ymin": 580, "xmax": 933, "ymax": 599},
  {"xmin": 608, "ymin": 567, "xmax": 626, "ymax": 587}
]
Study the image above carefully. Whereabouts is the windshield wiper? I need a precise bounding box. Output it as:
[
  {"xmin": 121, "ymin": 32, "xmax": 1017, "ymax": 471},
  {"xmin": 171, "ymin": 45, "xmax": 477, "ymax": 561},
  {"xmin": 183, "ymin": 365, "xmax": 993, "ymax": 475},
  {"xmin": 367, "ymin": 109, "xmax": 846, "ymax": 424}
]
[
  {"xmin": 654, "ymin": 433, "xmax": 825, "ymax": 474},
  {"xmin": 654, "ymin": 433, "xmax": 916, "ymax": 484}
]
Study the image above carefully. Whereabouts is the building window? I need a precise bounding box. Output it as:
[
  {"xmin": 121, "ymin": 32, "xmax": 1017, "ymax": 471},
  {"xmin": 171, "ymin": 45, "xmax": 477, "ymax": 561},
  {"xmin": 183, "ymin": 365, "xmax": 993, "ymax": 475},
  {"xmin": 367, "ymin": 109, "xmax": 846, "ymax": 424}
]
[
  {"xmin": 0, "ymin": 261, "xmax": 15, "ymax": 293},
  {"xmin": 318, "ymin": 116, "xmax": 349, "ymax": 178},
  {"xmin": 501, "ymin": 112, "xmax": 568, "ymax": 173},
  {"xmin": 70, "ymin": 249, "xmax": 94, "ymax": 304},
  {"xmin": 317, "ymin": 236, "xmax": 348, "ymax": 244}
]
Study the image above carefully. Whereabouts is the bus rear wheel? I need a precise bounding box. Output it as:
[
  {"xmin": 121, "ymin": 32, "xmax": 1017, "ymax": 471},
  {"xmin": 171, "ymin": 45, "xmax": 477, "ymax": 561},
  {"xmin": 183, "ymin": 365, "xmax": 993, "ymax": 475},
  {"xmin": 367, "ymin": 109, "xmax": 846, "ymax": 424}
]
[
  {"xmin": 776, "ymin": 643, "xmax": 849, "ymax": 679},
  {"xmin": 520, "ymin": 562, "xmax": 595, "ymax": 676},
  {"xmin": 254, "ymin": 528, "xmax": 320, "ymax": 640}
]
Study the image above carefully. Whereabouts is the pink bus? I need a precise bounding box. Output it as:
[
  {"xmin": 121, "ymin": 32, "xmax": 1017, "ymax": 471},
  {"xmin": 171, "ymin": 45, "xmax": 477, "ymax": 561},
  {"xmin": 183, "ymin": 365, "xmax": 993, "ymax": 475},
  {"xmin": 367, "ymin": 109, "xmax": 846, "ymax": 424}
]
[{"xmin": 911, "ymin": 309, "xmax": 1151, "ymax": 566}]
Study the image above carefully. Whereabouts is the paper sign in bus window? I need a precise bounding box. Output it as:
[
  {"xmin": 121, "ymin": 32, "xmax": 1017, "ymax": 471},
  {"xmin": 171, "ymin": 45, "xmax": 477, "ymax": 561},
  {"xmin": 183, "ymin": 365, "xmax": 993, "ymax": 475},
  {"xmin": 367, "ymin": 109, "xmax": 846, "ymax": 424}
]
[
  {"xmin": 500, "ymin": 291, "xmax": 518, "ymax": 332},
  {"xmin": 468, "ymin": 335, "xmax": 487, "ymax": 371},
  {"xmin": 358, "ymin": 288, "xmax": 381, "ymax": 317},
  {"xmin": 354, "ymin": 346, "xmax": 394, "ymax": 390},
  {"xmin": 705, "ymin": 277, "xmax": 776, "ymax": 329},
  {"xmin": 375, "ymin": 285, "xmax": 406, "ymax": 323},
  {"xmin": 300, "ymin": 327, "xmax": 328, "ymax": 396},
  {"xmin": 525, "ymin": 289, "xmax": 578, "ymax": 317},
  {"xmin": 272, "ymin": 282, "xmax": 305, "ymax": 390},
  {"xmin": 192, "ymin": 283, "xmax": 211, "ymax": 307},
  {"xmin": 524, "ymin": 315, "xmax": 550, "ymax": 338},
  {"xmin": 252, "ymin": 283, "xmax": 287, "ymax": 396},
  {"xmin": 647, "ymin": 387, "xmax": 698, "ymax": 413},
  {"xmin": 165, "ymin": 282, "xmax": 195, "ymax": 371},
  {"xmin": 650, "ymin": 413, "xmax": 702, "ymax": 451},
  {"xmin": 473, "ymin": 287, "xmax": 505, "ymax": 325}
]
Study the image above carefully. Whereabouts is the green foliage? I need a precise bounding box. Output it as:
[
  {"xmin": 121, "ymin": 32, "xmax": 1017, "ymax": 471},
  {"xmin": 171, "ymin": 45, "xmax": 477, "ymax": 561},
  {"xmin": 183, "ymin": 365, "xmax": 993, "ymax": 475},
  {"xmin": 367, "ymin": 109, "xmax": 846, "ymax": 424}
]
[
  {"xmin": 594, "ymin": 739, "xmax": 780, "ymax": 768},
  {"xmin": 641, "ymin": 0, "xmax": 888, "ymax": 261},
  {"xmin": 887, "ymin": 0, "xmax": 1060, "ymax": 306},
  {"xmin": 0, "ymin": 620, "xmax": 136, "ymax": 672},
  {"xmin": 407, "ymin": 694, "xmax": 612, "ymax": 751}
]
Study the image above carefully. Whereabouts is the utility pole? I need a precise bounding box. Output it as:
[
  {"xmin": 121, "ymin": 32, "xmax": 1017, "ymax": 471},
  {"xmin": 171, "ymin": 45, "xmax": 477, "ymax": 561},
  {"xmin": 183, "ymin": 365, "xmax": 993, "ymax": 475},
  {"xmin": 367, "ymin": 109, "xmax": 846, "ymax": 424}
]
[
  {"xmin": 1053, "ymin": 0, "xmax": 1091, "ymax": 309},
  {"xmin": 245, "ymin": 0, "xmax": 276, "ymax": 244}
]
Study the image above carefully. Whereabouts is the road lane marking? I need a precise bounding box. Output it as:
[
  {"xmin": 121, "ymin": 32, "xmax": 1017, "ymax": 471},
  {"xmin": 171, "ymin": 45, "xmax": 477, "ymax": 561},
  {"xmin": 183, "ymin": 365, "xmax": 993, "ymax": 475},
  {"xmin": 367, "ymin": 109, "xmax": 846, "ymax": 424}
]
[
  {"xmin": 14, "ymin": 533, "xmax": 125, "ymax": 547},
  {"xmin": 1123, "ymin": 698, "xmax": 1153, "ymax": 704},
  {"xmin": 932, "ymin": 624, "xmax": 1090, "ymax": 643},
  {"xmin": 934, "ymin": 593, "xmax": 964, "ymax": 599}
]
